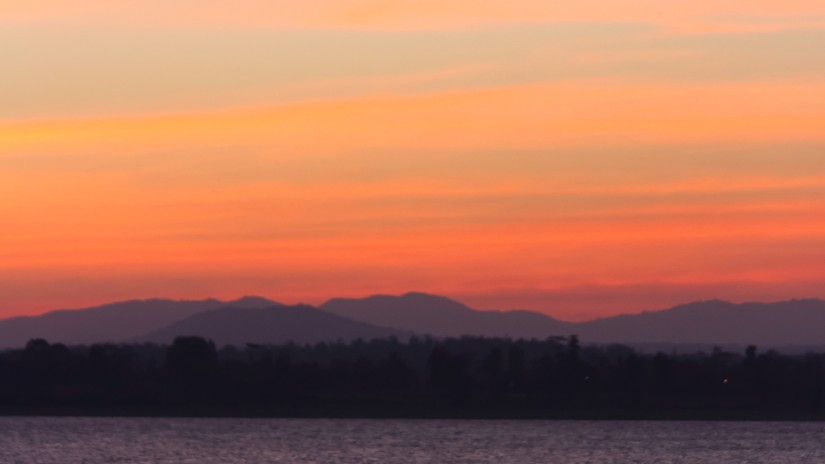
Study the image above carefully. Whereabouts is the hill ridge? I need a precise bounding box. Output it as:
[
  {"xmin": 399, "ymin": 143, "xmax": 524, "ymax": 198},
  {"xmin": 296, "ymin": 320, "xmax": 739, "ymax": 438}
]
[{"xmin": 1, "ymin": 293, "xmax": 822, "ymax": 348}]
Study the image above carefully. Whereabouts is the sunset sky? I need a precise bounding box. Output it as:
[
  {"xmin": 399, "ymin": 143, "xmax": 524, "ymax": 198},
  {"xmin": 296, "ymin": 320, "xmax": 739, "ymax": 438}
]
[{"xmin": 1, "ymin": 1, "xmax": 824, "ymax": 321}]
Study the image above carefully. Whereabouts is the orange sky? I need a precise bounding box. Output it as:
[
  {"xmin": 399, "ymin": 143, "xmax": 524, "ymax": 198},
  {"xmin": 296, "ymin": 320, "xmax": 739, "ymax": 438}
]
[{"xmin": 1, "ymin": 1, "xmax": 824, "ymax": 320}]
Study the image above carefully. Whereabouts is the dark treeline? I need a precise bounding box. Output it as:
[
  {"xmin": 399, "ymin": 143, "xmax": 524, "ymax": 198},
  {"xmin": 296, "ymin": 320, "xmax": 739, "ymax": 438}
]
[{"xmin": 1, "ymin": 336, "xmax": 823, "ymax": 419}]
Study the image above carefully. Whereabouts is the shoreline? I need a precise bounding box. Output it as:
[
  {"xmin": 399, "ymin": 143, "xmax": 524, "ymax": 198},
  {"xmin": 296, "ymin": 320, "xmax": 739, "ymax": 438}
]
[{"xmin": 2, "ymin": 407, "xmax": 822, "ymax": 422}]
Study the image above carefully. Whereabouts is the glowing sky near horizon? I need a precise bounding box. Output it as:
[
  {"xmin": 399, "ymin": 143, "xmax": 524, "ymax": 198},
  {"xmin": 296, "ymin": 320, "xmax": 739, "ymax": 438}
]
[{"xmin": 1, "ymin": 1, "xmax": 824, "ymax": 320}]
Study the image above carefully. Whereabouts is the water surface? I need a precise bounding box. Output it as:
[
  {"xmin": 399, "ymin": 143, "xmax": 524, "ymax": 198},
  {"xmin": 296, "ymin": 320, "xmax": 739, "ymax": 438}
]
[{"xmin": 0, "ymin": 417, "xmax": 822, "ymax": 463}]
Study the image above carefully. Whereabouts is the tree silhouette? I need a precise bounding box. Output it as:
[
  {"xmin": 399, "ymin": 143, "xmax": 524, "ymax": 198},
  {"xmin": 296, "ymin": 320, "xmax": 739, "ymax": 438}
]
[{"xmin": 0, "ymin": 335, "xmax": 819, "ymax": 419}]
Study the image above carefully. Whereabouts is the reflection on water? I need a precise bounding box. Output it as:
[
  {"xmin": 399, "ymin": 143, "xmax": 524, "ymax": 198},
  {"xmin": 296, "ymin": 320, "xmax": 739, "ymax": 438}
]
[{"xmin": 0, "ymin": 417, "xmax": 822, "ymax": 463}]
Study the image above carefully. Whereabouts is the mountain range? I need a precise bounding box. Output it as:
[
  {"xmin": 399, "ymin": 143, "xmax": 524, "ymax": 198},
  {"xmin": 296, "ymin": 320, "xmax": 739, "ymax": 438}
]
[
  {"xmin": 0, "ymin": 296, "xmax": 274, "ymax": 347},
  {"xmin": 138, "ymin": 304, "xmax": 410, "ymax": 346},
  {"xmin": 0, "ymin": 292, "xmax": 822, "ymax": 349}
]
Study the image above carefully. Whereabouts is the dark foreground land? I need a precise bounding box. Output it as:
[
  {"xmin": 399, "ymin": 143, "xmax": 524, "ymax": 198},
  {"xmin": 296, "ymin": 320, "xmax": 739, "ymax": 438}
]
[{"xmin": 1, "ymin": 336, "xmax": 823, "ymax": 420}]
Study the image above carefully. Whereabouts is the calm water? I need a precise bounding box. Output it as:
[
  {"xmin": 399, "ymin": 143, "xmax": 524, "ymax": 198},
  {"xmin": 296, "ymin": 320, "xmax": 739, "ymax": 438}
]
[{"xmin": 0, "ymin": 417, "xmax": 822, "ymax": 463}]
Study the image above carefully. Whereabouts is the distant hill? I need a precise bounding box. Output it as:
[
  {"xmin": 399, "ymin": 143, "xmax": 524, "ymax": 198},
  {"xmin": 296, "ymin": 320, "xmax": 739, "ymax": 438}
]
[
  {"xmin": 0, "ymin": 296, "xmax": 278, "ymax": 347},
  {"xmin": 576, "ymin": 299, "xmax": 825, "ymax": 345},
  {"xmin": 1, "ymin": 293, "xmax": 822, "ymax": 349},
  {"xmin": 321, "ymin": 293, "xmax": 825, "ymax": 347},
  {"xmin": 138, "ymin": 304, "xmax": 411, "ymax": 346},
  {"xmin": 320, "ymin": 292, "xmax": 574, "ymax": 339}
]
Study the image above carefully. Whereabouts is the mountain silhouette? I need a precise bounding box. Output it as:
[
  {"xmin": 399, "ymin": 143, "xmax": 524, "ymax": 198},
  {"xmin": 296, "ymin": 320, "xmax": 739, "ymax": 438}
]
[
  {"xmin": 321, "ymin": 293, "xmax": 825, "ymax": 346},
  {"xmin": 138, "ymin": 304, "xmax": 411, "ymax": 346},
  {"xmin": 576, "ymin": 299, "xmax": 825, "ymax": 345},
  {"xmin": 0, "ymin": 296, "xmax": 278, "ymax": 347},
  {"xmin": 1, "ymin": 293, "xmax": 822, "ymax": 348},
  {"xmin": 320, "ymin": 292, "xmax": 574, "ymax": 338}
]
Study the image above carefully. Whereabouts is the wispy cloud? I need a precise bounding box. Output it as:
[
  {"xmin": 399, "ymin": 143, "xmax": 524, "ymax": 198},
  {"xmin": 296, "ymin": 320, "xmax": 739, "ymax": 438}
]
[{"xmin": 4, "ymin": 78, "xmax": 824, "ymax": 156}]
